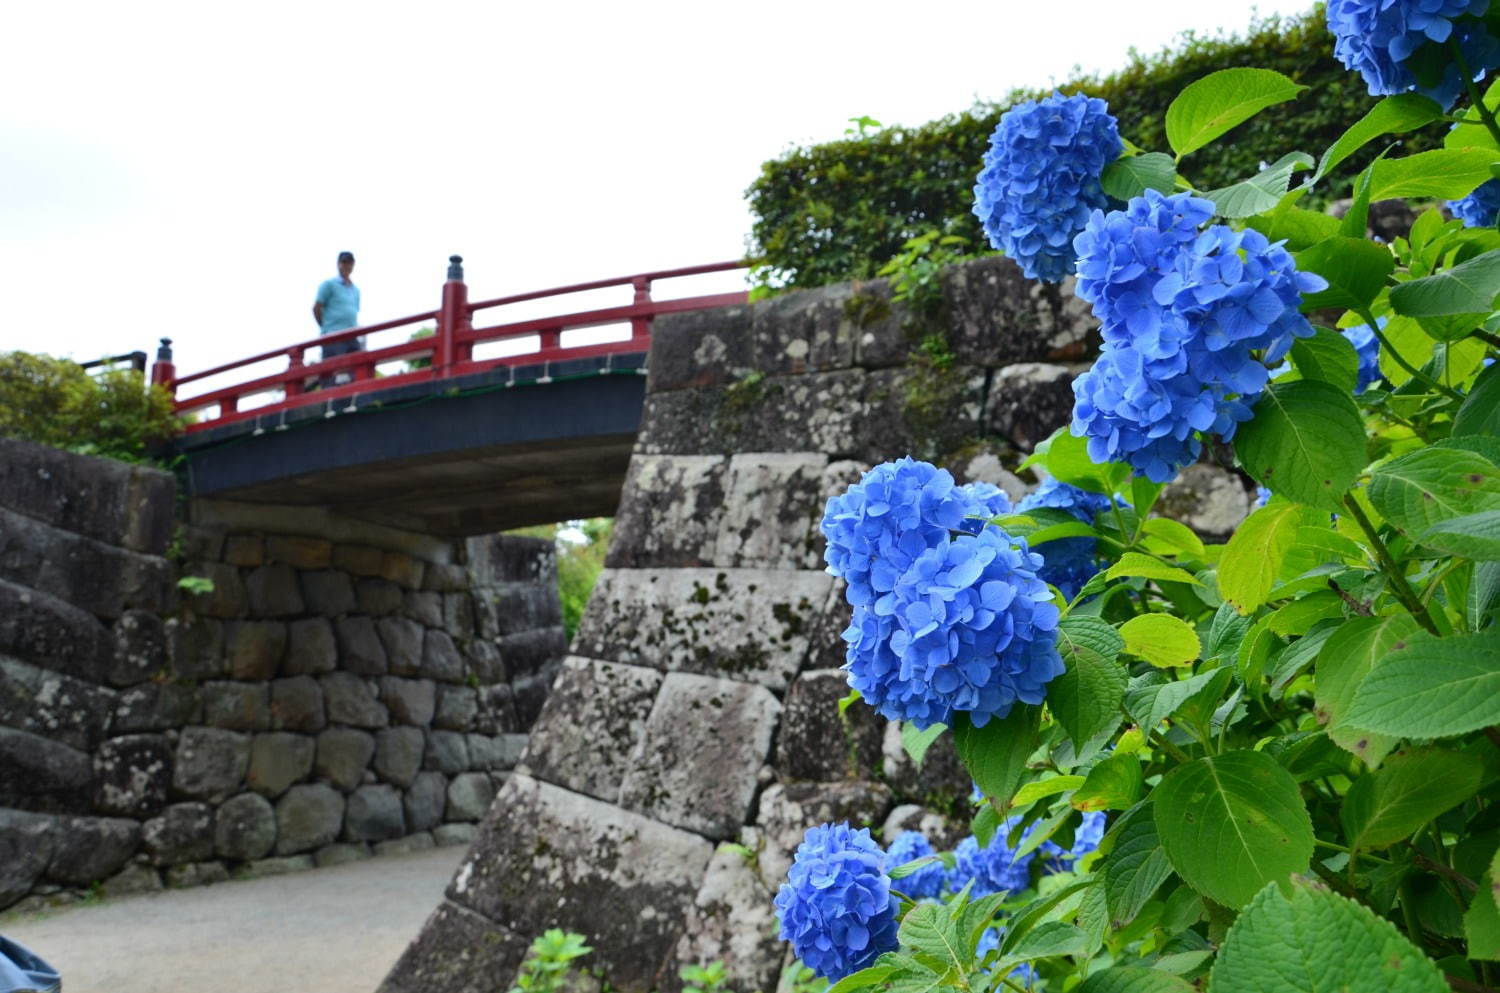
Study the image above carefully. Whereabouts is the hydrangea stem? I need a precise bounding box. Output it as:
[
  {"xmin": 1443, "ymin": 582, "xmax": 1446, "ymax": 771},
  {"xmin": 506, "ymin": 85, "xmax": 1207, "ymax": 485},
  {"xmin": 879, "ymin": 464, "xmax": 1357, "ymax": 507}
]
[
  {"xmin": 1342, "ymin": 494, "xmax": 1441, "ymax": 636},
  {"xmin": 1358, "ymin": 307, "xmax": 1465, "ymax": 403},
  {"xmin": 1453, "ymin": 39, "xmax": 1500, "ymax": 149}
]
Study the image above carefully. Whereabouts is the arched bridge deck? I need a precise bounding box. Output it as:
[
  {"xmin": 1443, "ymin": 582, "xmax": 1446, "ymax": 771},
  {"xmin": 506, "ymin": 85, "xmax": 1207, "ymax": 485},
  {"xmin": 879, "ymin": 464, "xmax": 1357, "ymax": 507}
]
[{"xmin": 162, "ymin": 258, "xmax": 746, "ymax": 535}]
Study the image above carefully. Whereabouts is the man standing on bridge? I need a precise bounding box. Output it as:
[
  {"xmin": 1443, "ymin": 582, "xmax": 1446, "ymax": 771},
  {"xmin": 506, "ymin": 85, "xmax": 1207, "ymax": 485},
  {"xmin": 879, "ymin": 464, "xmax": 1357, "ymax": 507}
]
[{"xmin": 313, "ymin": 251, "xmax": 361, "ymax": 385}]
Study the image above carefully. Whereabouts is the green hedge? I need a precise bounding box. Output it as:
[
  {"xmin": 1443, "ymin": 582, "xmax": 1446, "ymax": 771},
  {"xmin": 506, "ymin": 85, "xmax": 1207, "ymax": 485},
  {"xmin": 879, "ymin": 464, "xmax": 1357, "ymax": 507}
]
[
  {"xmin": 0, "ymin": 351, "xmax": 180, "ymax": 463},
  {"xmin": 744, "ymin": 6, "xmax": 1447, "ymax": 291}
]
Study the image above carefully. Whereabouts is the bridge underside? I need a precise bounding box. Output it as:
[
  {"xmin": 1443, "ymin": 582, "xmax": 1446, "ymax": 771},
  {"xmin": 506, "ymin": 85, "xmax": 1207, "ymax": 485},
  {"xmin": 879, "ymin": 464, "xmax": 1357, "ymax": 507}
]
[{"xmin": 174, "ymin": 357, "xmax": 646, "ymax": 535}]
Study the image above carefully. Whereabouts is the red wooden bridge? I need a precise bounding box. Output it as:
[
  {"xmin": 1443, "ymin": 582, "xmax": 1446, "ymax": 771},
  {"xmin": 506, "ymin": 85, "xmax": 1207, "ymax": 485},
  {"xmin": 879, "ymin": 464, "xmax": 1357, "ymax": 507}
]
[{"xmin": 154, "ymin": 256, "xmax": 748, "ymax": 432}]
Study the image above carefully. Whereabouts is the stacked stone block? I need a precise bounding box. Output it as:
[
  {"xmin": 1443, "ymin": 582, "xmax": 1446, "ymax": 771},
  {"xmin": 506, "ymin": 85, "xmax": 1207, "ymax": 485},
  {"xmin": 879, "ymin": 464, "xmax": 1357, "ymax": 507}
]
[{"xmin": 0, "ymin": 437, "xmax": 567, "ymax": 912}]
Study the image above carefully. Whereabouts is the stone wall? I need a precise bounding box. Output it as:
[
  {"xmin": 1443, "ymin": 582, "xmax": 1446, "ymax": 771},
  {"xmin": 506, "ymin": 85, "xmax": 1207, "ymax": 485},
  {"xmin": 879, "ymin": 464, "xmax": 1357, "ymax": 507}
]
[
  {"xmin": 0, "ymin": 438, "xmax": 567, "ymax": 912},
  {"xmin": 384, "ymin": 256, "xmax": 1252, "ymax": 993}
]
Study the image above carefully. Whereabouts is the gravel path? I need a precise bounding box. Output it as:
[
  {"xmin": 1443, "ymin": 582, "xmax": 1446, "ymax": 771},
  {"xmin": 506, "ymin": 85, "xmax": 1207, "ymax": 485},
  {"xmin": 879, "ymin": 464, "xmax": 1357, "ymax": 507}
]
[{"xmin": 0, "ymin": 846, "xmax": 464, "ymax": 993}]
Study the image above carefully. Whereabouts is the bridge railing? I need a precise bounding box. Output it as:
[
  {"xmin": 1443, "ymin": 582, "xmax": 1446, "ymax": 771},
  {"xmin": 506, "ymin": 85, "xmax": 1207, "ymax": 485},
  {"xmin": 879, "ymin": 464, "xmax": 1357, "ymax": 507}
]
[{"xmin": 157, "ymin": 256, "xmax": 749, "ymax": 434}]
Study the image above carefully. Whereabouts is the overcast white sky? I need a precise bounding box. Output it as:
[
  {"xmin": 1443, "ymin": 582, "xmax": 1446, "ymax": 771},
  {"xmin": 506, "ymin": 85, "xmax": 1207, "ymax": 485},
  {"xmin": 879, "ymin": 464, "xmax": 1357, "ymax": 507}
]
[{"xmin": 1, "ymin": 1, "xmax": 1316, "ymax": 395}]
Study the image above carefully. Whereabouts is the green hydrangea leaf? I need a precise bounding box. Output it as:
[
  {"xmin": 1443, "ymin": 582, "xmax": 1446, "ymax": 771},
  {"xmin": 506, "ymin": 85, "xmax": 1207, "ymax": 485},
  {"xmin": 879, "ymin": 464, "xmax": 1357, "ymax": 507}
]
[
  {"xmin": 1079, "ymin": 967, "xmax": 1197, "ymax": 993},
  {"xmin": 1368, "ymin": 147, "xmax": 1499, "ymax": 201},
  {"xmin": 1457, "ymin": 361, "xmax": 1500, "ymax": 438},
  {"xmin": 1315, "ymin": 614, "xmax": 1420, "ymax": 767},
  {"xmin": 1368, "ymin": 447, "xmax": 1500, "ymax": 541},
  {"xmin": 1052, "ymin": 616, "xmax": 1127, "ymax": 749},
  {"xmin": 1204, "ymin": 152, "xmax": 1314, "ymax": 219},
  {"xmin": 951, "ymin": 706, "xmax": 1040, "ymax": 814},
  {"xmin": 1218, "ymin": 501, "xmax": 1313, "ymax": 615},
  {"xmin": 900, "ymin": 721, "xmax": 946, "ymax": 768},
  {"xmin": 1314, "ymin": 93, "xmax": 1444, "ymax": 184},
  {"xmin": 1208, "ymin": 876, "xmax": 1447, "ymax": 992},
  {"xmin": 1101, "ymin": 152, "xmax": 1178, "ymax": 200},
  {"xmin": 1288, "ymin": 326, "xmax": 1361, "ymax": 393},
  {"xmin": 1120, "ymin": 614, "xmax": 1202, "ymax": 668},
  {"xmin": 1072, "ymin": 753, "xmax": 1145, "ymax": 811},
  {"xmin": 1340, "ymin": 747, "xmax": 1484, "ymax": 850},
  {"xmin": 1153, "ymin": 750, "xmax": 1314, "ymax": 910},
  {"xmin": 1422, "ymin": 510, "xmax": 1500, "ymax": 560},
  {"xmin": 1103, "ymin": 807, "xmax": 1175, "ymax": 928},
  {"xmin": 1235, "ymin": 381, "xmax": 1367, "ymax": 512},
  {"xmin": 1164, "ymin": 68, "xmax": 1306, "ymax": 159},
  {"xmin": 1345, "ymin": 631, "xmax": 1500, "ymax": 738},
  {"xmin": 1390, "ymin": 247, "xmax": 1500, "ymax": 318},
  {"xmin": 1106, "ymin": 553, "xmax": 1202, "ymax": 587}
]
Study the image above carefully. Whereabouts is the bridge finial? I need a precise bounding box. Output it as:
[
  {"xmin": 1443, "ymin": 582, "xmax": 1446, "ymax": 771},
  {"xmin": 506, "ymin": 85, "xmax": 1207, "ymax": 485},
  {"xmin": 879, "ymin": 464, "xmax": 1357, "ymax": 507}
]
[
  {"xmin": 447, "ymin": 255, "xmax": 464, "ymax": 281},
  {"xmin": 156, "ymin": 337, "xmax": 173, "ymax": 362}
]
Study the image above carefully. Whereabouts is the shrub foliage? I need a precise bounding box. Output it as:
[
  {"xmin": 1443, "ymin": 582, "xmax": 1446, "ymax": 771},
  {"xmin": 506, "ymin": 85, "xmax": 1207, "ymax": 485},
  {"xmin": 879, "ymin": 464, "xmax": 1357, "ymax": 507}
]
[{"xmin": 0, "ymin": 350, "xmax": 180, "ymax": 463}]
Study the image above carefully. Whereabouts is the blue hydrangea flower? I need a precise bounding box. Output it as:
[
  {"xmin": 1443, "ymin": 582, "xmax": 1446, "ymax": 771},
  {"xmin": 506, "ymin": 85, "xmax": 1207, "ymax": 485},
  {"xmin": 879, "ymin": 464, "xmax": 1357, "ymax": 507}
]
[
  {"xmin": 1069, "ymin": 191, "xmax": 1326, "ymax": 482},
  {"xmin": 775, "ymin": 823, "xmax": 901, "ymax": 981},
  {"xmin": 884, "ymin": 831, "xmax": 946, "ymax": 900},
  {"xmin": 1344, "ymin": 319, "xmax": 1385, "ymax": 392},
  {"xmin": 1017, "ymin": 479, "xmax": 1113, "ymax": 598},
  {"xmin": 1328, "ymin": 0, "xmax": 1500, "ymax": 108},
  {"xmin": 973, "ymin": 92, "xmax": 1123, "ymax": 283},
  {"xmin": 1254, "ymin": 486, "xmax": 1272, "ymax": 509},
  {"xmin": 947, "ymin": 820, "xmax": 1037, "ymax": 896},
  {"xmin": 1040, "ymin": 811, "xmax": 1108, "ymax": 873},
  {"xmin": 1449, "ymin": 179, "xmax": 1500, "ymax": 228}
]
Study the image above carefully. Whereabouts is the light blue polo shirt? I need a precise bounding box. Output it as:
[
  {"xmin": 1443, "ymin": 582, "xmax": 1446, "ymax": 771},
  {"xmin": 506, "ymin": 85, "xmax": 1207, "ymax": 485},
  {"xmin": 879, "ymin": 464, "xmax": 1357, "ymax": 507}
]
[{"xmin": 315, "ymin": 277, "xmax": 361, "ymax": 333}]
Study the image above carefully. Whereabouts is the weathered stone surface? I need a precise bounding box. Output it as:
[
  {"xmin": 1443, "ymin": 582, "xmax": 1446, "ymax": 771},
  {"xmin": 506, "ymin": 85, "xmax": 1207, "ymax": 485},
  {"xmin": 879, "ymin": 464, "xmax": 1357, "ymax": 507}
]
[
  {"xmin": 233, "ymin": 854, "xmax": 314, "ymax": 880},
  {"xmin": 172, "ymin": 726, "xmax": 250, "ymax": 802},
  {"xmin": 266, "ymin": 535, "xmax": 333, "ymax": 570},
  {"xmin": 402, "ymin": 591, "xmax": 444, "ymax": 628},
  {"xmin": 275, "ymin": 783, "xmax": 345, "ymax": 854},
  {"xmin": 142, "ymin": 802, "xmax": 215, "ymax": 866},
  {"xmin": 270, "ymin": 675, "xmax": 326, "ymax": 733},
  {"xmin": 880, "ymin": 721, "xmax": 971, "ymax": 808},
  {"xmin": 180, "ymin": 561, "xmax": 247, "ymax": 619},
  {"xmin": 246, "ymin": 732, "xmax": 315, "ymax": 797},
  {"xmin": 859, "ymin": 365, "xmax": 987, "ymax": 465},
  {"xmin": 496, "ymin": 628, "xmax": 567, "ymax": 679},
  {"xmin": 0, "ymin": 578, "xmax": 114, "ymax": 684},
  {"xmin": 165, "ymin": 861, "xmax": 231, "ymax": 888},
  {"xmin": 215, "ymin": 791, "xmax": 277, "ymax": 861},
  {"xmin": 381, "ymin": 551, "xmax": 426, "ymax": 590},
  {"xmin": 245, "ymin": 563, "xmax": 305, "ymax": 617},
  {"xmin": 375, "ymin": 832, "xmax": 435, "ymax": 857},
  {"xmin": 941, "ymin": 255, "xmax": 1093, "ymax": 366},
  {"xmin": 882, "ymin": 804, "xmax": 965, "ymax": 850},
  {"xmin": 471, "ymin": 593, "xmax": 500, "ymax": 641},
  {"xmin": 404, "ymin": 771, "xmax": 448, "ymax": 833},
  {"xmin": 110, "ymin": 609, "xmax": 167, "ymax": 687},
  {"xmin": 468, "ymin": 534, "xmax": 556, "ymax": 586},
  {"xmin": 100, "ymin": 862, "xmax": 163, "ymax": 898},
  {"xmin": 445, "ymin": 772, "xmax": 494, "ymax": 822},
  {"xmin": 283, "ymin": 618, "xmax": 337, "ymax": 676},
  {"xmin": 523, "ymin": 658, "xmax": 662, "ymax": 803},
  {"xmin": 184, "ymin": 526, "xmax": 227, "ymax": 562},
  {"xmin": 442, "ymin": 593, "xmax": 475, "ymax": 640},
  {"xmin": 607, "ymin": 455, "xmax": 729, "ymax": 569},
  {"xmin": 380, "ymin": 676, "xmax": 436, "ymax": 726},
  {"xmin": 0, "ymin": 655, "xmax": 114, "ymax": 750},
  {"xmin": 466, "ymin": 640, "xmax": 506, "ymax": 685},
  {"xmin": 425, "ymin": 562, "xmax": 467, "ymax": 593},
  {"xmin": 113, "ymin": 681, "xmax": 201, "ymax": 734},
  {"xmin": 333, "ymin": 543, "xmax": 385, "ymax": 578},
  {"xmin": 314, "ymin": 842, "xmax": 371, "ymax": 867},
  {"xmin": 432, "ymin": 823, "xmax": 478, "ymax": 848},
  {"xmin": 754, "ymin": 782, "xmax": 895, "ymax": 890},
  {"xmin": 434, "ymin": 685, "xmax": 478, "ymax": 731},
  {"xmin": 474, "ymin": 684, "xmax": 520, "ymax": 735},
  {"xmin": 466, "ymin": 733, "xmax": 523, "ymax": 772},
  {"xmin": 223, "ymin": 534, "xmax": 264, "ymax": 567},
  {"xmin": 986, "ymin": 362, "xmax": 1080, "ymax": 452},
  {"xmin": 0, "ymin": 726, "xmax": 93, "ymax": 813},
  {"xmin": 320, "ymin": 672, "xmax": 388, "ymax": 729},
  {"xmin": 301, "ymin": 569, "xmax": 357, "ymax": 616},
  {"xmin": 1160, "ymin": 462, "xmax": 1253, "ymax": 543},
  {"xmin": 377, "ymin": 899, "xmax": 530, "ymax": 993},
  {"xmin": 448, "ymin": 774, "xmax": 713, "ymax": 992},
  {"xmin": 573, "ymin": 568, "xmax": 831, "ymax": 691},
  {"xmin": 316, "ymin": 728, "xmax": 377, "ymax": 792},
  {"xmin": 0, "ymin": 809, "xmax": 56, "ymax": 909},
  {"xmin": 167, "ymin": 616, "xmax": 226, "ymax": 681},
  {"xmin": 748, "ymin": 284, "xmax": 858, "ymax": 376},
  {"xmin": 93, "ymin": 733, "xmax": 173, "ymax": 817},
  {"xmin": 775, "ymin": 669, "xmax": 884, "ymax": 782},
  {"xmin": 202, "ymin": 680, "xmax": 271, "ymax": 731},
  {"xmin": 802, "ymin": 574, "xmax": 851, "ymax": 673},
  {"xmin": 374, "ymin": 727, "xmax": 427, "ymax": 787},
  {"xmin": 669, "ymin": 828, "xmax": 784, "ymax": 993},
  {"xmin": 224, "ymin": 620, "xmax": 287, "ymax": 680},
  {"xmin": 44, "ymin": 815, "xmax": 140, "ymax": 886},
  {"xmin": 712, "ymin": 453, "xmax": 828, "ymax": 570},
  {"xmin": 357, "ymin": 578, "xmax": 404, "ymax": 616},
  {"xmin": 336, "ymin": 616, "xmax": 389, "ymax": 676},
  {"xmin": 642, "ymin": 370, "xmax": 869, "ymax": 459},
  {"xmin": 421, "ymin": 630, "xmax": 465, "ymax": 683},
  {"xmin": 0, "ymin": 437, "xmax": 175, "ymax": 554},
  {"xmin": 378, "ymin": 617, "xmax": 425, "ymax": 676},
  {"xmin": 619, "ymin": 674, "xmax": 780, "ymax": 840},
  {"xmin": 425, "ymin": 730, "xmax": 470, "ymax": 774},
  {"xmin": 513, "ymin": 663, "xmax": 560, "ymax": 731},
  {"xmin": 345, "ymin": 784, "xmax": 406, "ymax": 842},
  {"xmin": 647, "ymin": 304, "xmax": 753, "ymax": 394}
]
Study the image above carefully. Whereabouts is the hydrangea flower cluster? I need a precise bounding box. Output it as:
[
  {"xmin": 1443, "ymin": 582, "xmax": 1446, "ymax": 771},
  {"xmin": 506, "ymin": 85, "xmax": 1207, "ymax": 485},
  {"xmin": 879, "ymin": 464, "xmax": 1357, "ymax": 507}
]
[
  {"xmin": 1070, "ymin": 190, "xmax": 1326, "ymax": 482},
  {"xmin": 972, "ymin": 92, "xmax": 1123, "ymax": 283},
  {"xmin": 823, "ymin": 459, "xmax": 1064, "ymax": 730},
  {"xmin": 1345, "ymin": 320, "xmax": 1384, "ymax": 392},
  {"xmin": 775, "ymin": 823, "xmax": 900, "ymax": 981},
  {"xmin": 947, "ymin": 820, "xmax": 1037, "ymax": 896},
  {"xmin": 1449, "ymin": 179, "xmax": 1500, "ymax": 228},
  {"xmin": 1040, "ymin": 811, "xmax": 1108, "ymax": 873},
  {"xmin": 1017, "ymin": 478, "xmax": 1114, "ymax": 599},
  {"xmin": 884, "ymin": 831, "xmax": 946, "ymax": 900},
  {"xmin": 1327, "ymin": 0, "xmax": 1500, "ymax": 108}
]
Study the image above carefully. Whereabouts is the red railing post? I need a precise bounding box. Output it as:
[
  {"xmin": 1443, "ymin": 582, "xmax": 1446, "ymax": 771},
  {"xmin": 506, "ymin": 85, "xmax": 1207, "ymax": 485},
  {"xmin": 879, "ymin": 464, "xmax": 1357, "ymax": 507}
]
[
  {"xmin": 436, "ymin": 254, "xmax": 468, "ymax": 376},
  {"xmin": 150, "ymin": 338, "xmax": 176, "ymax": 397},
  {"xmin": 286, "ymin": 346, "xmax": 305, "ymax": 397},
  {"xmin": 630, "ymin": 277, "xmax": 653, "ymax": 341}
]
